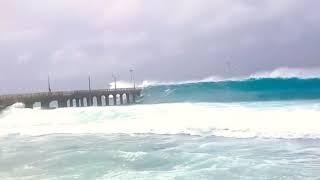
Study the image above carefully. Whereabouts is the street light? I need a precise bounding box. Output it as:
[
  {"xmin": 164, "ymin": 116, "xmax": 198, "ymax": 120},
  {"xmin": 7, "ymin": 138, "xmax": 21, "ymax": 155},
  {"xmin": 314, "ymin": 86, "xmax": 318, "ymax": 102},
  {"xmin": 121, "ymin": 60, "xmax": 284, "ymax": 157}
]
[
  {"xmin": 129, "ymin": 69, "xmax": 135, "ymax": 89},
  {"xmin": 48, "ymin": 75, "xmax": 52, "ymax": 93},
  {"xmin": 112, "ymin": 74, "xmax": 117, "ymax": 90},
  {"xmin": 88, "ymin": 75, "xmax": 91, "ymax": 92}
]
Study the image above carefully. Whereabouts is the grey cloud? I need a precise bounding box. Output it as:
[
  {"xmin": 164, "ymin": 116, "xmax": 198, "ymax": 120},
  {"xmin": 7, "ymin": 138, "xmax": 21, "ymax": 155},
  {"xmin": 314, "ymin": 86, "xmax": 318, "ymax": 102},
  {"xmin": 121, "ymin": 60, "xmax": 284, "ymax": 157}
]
[{"xmin": 0, "ymin": 0, "xmax": 319, "ymax": 93}]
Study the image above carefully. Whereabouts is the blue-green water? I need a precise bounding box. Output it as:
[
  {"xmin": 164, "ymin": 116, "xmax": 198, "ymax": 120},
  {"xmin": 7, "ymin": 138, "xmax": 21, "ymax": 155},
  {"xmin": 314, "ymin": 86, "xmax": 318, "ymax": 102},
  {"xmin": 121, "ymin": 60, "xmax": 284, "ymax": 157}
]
[
  {"xmin": 1, "ymin": 78, "xmax": 320, "ymax": 179},
  {"xmin": 142, "ymin": 78, "xmax": 320, "ymax": 103},
  {"xmin": 1, "ymin": 134, "xmax": 320, "ymax": 179}
]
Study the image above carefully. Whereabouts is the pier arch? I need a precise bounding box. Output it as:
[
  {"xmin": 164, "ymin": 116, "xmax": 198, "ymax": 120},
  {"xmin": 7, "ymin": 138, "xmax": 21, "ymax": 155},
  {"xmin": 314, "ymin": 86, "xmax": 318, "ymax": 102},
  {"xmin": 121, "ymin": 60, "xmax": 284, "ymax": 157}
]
[
  {"xmin": 101, "ymin": 95, "xmax": 107, "ymax": 106},
  {"xmin": 122, "ymin": 94, "xmax": 128, "ymax": 104},
  {"xmin": 116, "ymin": 94, "xmax": 121, "ymax": 105},
  {"xmin": 108, "ymin": 94, "xmax": 114, "ymax": 105},
  {"xmin": 82, "ymin": 97, "xmax": 88, "ymax": 107},
  {"xmin": 49, "ymin": 100, "xmax": 58, "ymax": 108},
  {"xmin": 92, "ymin": 96, "xmax": 98, "ymax": 106},
  {"xmin": 72, "ymin": 99, "xmax": 76, "ymax": 107},
  {"xmin": 33, "ymin": 102, "xmax": 41, "ymax": 109},
  {"xmin": 104, "ymin": 95, "xmax": 110, "ymax": 106}
]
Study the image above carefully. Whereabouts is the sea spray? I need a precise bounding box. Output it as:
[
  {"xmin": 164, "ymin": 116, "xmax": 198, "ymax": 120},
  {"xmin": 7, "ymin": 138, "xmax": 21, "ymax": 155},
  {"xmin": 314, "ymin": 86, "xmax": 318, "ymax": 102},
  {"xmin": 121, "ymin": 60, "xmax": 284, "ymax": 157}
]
[
  {"xmin": 1, "ymin": 101, "xmax": 320, "ymax": 139},
  {"xmin": 1, "ymin": 68, "xmax": 320, "ymax": 179}
]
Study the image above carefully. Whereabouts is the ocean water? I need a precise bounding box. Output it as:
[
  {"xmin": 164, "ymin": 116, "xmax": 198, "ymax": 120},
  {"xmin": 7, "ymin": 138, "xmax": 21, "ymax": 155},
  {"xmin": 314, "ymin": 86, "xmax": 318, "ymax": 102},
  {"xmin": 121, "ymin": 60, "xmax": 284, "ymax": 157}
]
[{"xmin": 1, "ymin": 76, "xmax": 320, "ymax": 179}]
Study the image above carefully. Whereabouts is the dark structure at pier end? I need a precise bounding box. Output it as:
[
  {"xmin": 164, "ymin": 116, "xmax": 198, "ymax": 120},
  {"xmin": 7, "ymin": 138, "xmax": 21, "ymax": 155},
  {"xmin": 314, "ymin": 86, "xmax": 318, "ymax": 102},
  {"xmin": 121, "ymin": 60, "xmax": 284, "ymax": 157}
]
[{"xmin": 0, "ymin": 88, "xmax": 142, "ymax": 110}]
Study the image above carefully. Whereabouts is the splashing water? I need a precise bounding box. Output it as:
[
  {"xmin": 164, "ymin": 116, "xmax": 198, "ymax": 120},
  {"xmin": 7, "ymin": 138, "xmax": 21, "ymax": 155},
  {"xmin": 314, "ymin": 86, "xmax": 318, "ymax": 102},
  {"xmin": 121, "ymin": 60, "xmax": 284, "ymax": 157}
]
[
  {"xmin": 1, "ymin": 67, "xmax": 320, "ymax": 179},
  {"xmin": 1, "ymin": 101, "xmax": 320, "ymax": 139}
]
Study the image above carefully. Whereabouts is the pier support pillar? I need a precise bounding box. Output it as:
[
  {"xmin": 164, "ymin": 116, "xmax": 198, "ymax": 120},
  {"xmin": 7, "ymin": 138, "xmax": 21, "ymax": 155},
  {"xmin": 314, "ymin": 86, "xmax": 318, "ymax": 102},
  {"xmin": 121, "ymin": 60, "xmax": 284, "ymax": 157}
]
[
  {"xmin": 126, "ymin": 93, "xmax": 130, "ymax": 104},
  {"xmin": 97, "ymin": 96, "xmax": 102, "ymax": 106},
  {"xmin": 105, "ymin": 95, "xmax": 109, "ymax": 106},
  {"xmin": 120, "ymin": 95, "xmax": 123, "ymax": 105},
  {"xmin": 41, "ymin": 101, "xmax": 50, "ymax": 109},
  {"xmin": 79, "ymin": 99, "xmax": 83, "ymax": 107},
  {"xmin": 113, "ymin": 95, "xmax": 117, "ymax": 105},
  {"xmin": 25, "ymin": 102, "xmax": 33, "ymax": 109},
  {"xmin": 58, "ymin": 100, "xmax": 67, "ymax": 108},
  {"xmin": 76, "ymin": 99, "xmax": 80, "ymax": 107},
  {"xmin": 87, "ymin": 97, "xmax": 92, "ymax": 106},
  {"xmin": 133, "ymin": 93, "xmax": 136, "ymax": 103}
]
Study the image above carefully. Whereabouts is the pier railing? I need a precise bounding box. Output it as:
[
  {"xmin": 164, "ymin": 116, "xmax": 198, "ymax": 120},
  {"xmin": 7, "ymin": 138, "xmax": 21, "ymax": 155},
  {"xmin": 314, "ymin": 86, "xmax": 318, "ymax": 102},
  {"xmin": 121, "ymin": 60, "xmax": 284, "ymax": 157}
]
[
  {"xmin": 0, "ymin": 88, "xmax": 142, "ymax": 108},
  {"xmin": 0, "ymin": 88, "xmax": 142, "ymax": 100}
]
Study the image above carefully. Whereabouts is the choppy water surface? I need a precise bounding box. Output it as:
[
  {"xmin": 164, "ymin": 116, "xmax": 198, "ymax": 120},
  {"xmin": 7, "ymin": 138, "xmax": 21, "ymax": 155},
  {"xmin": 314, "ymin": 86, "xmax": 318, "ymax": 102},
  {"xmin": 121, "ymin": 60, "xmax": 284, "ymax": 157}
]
[
  {"xmin": 1, "ymin": 134, "xmax": 320, "ymax": 180},
  {"xmin": 1, "ymin": 77, "xmax": 320, "ymax": 179}
]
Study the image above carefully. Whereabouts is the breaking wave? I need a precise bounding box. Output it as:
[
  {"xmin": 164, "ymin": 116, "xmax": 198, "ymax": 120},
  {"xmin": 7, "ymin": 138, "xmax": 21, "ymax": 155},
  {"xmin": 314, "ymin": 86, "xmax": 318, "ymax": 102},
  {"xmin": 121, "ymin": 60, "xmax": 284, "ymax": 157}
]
[
  {"xmin": 1, "ymin": 67, "xmax": 320, "ymax": 139},
  {"xmin": 1, "ymin": 101, "xmax": 320, "ymax": 139},
  {"xmin": 250, "ymin": 67, "xmax": 320, "ymax": 79},
  {"xmin": 141, "ymin": 78, "xmax": 320, "ymax": 104},
  {"xmin": 141, "ymin": 67, "xmax": 320, "ymax": 87}
]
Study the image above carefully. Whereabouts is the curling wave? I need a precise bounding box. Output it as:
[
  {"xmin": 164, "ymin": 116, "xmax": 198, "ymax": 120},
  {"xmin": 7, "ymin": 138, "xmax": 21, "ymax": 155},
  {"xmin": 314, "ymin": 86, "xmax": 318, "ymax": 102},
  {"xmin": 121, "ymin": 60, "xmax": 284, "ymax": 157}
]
[
  {"xmin": 141, "ymin": 78, "xmax": 320, "ymax": 104},
  {"xmin": 141, "ymin": 67, "xmax": 320, "ymax": 87}
]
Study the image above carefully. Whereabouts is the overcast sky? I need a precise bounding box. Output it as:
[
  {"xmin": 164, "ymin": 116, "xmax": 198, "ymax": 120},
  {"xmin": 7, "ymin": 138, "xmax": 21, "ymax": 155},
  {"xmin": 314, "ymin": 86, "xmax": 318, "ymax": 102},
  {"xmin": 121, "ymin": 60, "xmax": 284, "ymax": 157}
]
[{"xmin": 0, "ymin": 0, "xmax": 319, "ymax": 93}]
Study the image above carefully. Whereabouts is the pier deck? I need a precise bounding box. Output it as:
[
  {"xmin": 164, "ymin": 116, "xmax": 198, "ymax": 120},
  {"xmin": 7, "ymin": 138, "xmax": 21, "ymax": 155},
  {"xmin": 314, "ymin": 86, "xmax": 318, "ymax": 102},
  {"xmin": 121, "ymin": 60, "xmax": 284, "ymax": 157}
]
[{"xmin": 0, "ymin": 88, "xmax": 142, "ymax": 110}]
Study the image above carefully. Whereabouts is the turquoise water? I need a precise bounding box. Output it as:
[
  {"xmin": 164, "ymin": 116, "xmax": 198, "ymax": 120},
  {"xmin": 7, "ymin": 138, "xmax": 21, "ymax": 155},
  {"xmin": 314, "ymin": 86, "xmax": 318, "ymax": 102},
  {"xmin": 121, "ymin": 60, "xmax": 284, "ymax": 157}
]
[
  {"xmin": 142, "ymin": 78, "xmax": 320, "ymax": 103},
  {"xmin": 1, "ymin": 78, "xmax": 320, "ymax": 179},
  {"xmin": 1, "ymin": 134, "xmax": 320, "ymax": 179}
]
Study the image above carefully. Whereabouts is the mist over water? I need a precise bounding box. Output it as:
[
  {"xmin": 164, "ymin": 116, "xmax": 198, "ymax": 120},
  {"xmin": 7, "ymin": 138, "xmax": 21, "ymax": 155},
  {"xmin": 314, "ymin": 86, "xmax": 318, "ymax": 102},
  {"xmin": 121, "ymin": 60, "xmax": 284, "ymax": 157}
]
[{"xmin": 1, "ymin": 70, "xmax": 320, "ymax": 179}]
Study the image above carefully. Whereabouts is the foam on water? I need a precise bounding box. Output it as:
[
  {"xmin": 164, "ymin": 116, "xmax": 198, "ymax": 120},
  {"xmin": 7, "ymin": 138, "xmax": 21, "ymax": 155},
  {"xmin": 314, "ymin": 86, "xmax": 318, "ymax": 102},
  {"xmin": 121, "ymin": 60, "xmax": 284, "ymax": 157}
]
[
  {"xmin": 1, "ymin": 133, "xmax": 319, "ymax": 179},
  {"xmin": 250, "ymin": 67, "xmax": 320, "ymax": 79},
  {"xmin": 1, "ymin": 67, "xmax": 320, "ymax": 179},
  {"xmin": 141, "ymin": 67, "xmax": 320, "ymax": 87},
  {"xmin": 1, "ymin": 101, "xmax": 320, "ymax": 139}
]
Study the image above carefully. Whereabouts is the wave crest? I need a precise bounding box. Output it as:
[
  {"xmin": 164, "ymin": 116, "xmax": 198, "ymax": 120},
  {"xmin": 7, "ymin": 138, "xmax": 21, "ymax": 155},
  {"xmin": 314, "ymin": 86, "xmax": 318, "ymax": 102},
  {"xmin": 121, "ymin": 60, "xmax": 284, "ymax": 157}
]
[
  {"xmin": 250, "ymin": 67, "xmax": 320, "ymax": 79},
  {"xmin": 142, "ymin": 67, "xmax": 320, "ymax": 87}
]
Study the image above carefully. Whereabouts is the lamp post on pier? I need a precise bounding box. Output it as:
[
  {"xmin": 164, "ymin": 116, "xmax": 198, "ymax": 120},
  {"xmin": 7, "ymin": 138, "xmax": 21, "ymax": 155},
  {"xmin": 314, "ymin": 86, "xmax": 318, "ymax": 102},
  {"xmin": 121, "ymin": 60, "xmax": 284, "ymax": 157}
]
[
  {"xmin": 48, "ymin": 75, "xmax": 52, "ymax": 93},
  {"xmin": 129, "ymin": 69, "xmax": 137, "ymax": 103},
  {"xmin": 130, "ymin": 69, "xmax": 135, "ymax": 90},
  {"xmin": 112, "ymin": 74, "xmax": 117, "ymax": 90}
]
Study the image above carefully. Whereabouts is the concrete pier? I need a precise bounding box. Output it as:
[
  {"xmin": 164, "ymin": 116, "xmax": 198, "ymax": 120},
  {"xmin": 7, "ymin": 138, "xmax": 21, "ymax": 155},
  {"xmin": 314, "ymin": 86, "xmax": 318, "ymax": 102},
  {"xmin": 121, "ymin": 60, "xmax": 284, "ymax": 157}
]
[{"xmin": 0, "ymin": 88, "xmax": 142, "ymax": 110}]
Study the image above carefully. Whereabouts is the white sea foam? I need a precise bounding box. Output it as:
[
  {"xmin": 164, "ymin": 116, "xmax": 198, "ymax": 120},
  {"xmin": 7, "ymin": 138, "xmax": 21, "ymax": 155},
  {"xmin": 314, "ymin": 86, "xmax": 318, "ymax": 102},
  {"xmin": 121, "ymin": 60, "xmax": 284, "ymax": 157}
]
[
  {"xmin": 108, "ymin": 81, "xmax": 135, "ymax": 89},
  {"xmin": 250, "ymin": 67, "xmax": 320, "ymax": 79},
  {"xmin": 141, "ymin": 67, "xmax": 320, "ymax": 87},
  {"xmin": 75, "ymin": 67, "xmax": 320, "ymax": 89},
  {"xmin": 141, "ymin": 76, "xmax": 225, "ymax": 87},
  {"xmin": 1, "ymin": 101, "xmax": 320, "ymax": 139}
]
